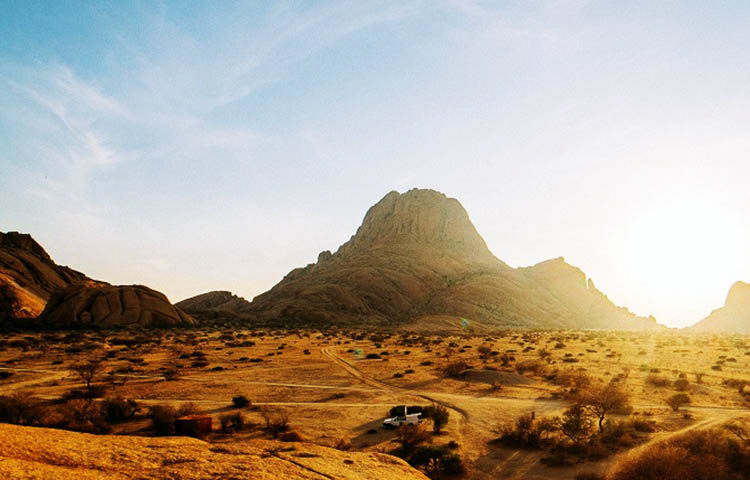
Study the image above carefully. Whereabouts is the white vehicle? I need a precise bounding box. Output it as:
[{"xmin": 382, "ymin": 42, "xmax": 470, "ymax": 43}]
[{"xmin": 382, "ymin": 412, "xmax": 422, "ymax": 428}]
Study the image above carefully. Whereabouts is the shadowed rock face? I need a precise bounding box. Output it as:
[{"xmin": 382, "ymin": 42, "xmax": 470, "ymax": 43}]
[
  {"xmin": 691, "ymin": 281, "xmax": 750, "ymax": 333},
  {"xmin": 0, "ymin": 231, "xmax": 97, "ymax": 321},
  {"xmin": 39, "ymin": 285, "xmax": 195, "ymax": 328},
  {"xmin": 237, "ymin": 189, "xmax": 660, "ymax": 331}
]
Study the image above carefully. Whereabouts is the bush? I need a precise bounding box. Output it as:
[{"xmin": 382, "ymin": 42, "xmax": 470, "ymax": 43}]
[
  {"xmin": 559, "ymin": 404, "xmax": 593, "ymax": 446},
  {"xmin": 0, "ymin": 394, "xmax": 43, "ymax": 426},
  {"xmin": 149, "ymin": 405, "xmax": 177, "ymax": 436},
  {"xmin": 515, "ymin": 360, "xmax": 546, "ymax": 376},
  {"xmin": 423, "ymin": 404, "xmax": 449, "ymax": 434},
  {"xmin": 101, "ymin": 397, "xmax": 138, "ymax": 423},
  {"xmin": 261, "ymin": 409, "xmax": 290, "ymax": 438},
  {"xmin": 441, "ymin": 360, "xmax": 470, "ymax": 378},
  {"xmin": 610, "ymin": 428, "xmax": 750, "ymax": 480},
  {"xmin": 177, "ymin": 402, "xmax": 200, "ymax": 417},
  {"xmin": 666, "ymin": 393, "xmax": 691, "ymax": 412},
  {"xmin": 232, "ymin": 395, "xmax": 251, "ymax": 408},
  {"xmin": 334, "ymin": 436, "xmax": 352, "ymax": 451},
  {"xmin": 395, "ymin": 423, "xmax": 431, "ymax": 455},
  {"xmin": 497, "ymin": 413, "xmax": 556, "ymax": 448},
  {"xmin": 54, "ymin": 399, "xmax": 110, "ymax": 434},
  {"xmin": 219, "ymin": 412, "xmax": 245, "ymax": 433},
  {"xmin": 673, "ymin": 378, "xmax": 691, "ymax": 391},
  {"xmin": 646, "ymin": 374, "xmax": 672, "ymax": 388}
]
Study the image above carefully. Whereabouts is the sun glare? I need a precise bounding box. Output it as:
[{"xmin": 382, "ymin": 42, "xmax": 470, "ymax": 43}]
[{"xmin": 624, "ymin": 194, "xmax": 744, "ymax": 325}]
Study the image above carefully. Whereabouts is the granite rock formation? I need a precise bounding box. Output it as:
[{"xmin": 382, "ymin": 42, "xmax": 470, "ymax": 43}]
[
  {"xmin": 237, "ymin": 189, "xmax": 660, "ymax": 331},
  {"xmin": 691, "ymin": 281, "xmax": 750, "ymax": 334},
  {"xmin": 0, "ymin": 231, "xmax": 98, "ymax": 322},
  {"xmin": 38, "ymin": 284, "xmax": 195, "ymax": 329}
]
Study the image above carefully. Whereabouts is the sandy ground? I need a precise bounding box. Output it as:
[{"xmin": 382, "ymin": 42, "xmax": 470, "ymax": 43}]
[{"xmin": 1, "ymin": 329, "xmax": 749, "ymax": 479}]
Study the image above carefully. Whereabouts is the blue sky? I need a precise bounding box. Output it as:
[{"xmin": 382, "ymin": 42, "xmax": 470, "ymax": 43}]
[{"xmin": 2, "ymin": 1, "xmax": 749, "ymax": 327}]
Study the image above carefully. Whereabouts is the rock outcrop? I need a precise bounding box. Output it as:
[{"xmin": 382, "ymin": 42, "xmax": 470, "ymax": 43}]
[
  {"xmin": 235, "ymin": 188, "xmax": 660, "ymax": 331},
  {"xmin": 176, "ymin": 290, "xmax": 251, "ymax": 314},
  {"xmin": 0, "ymin": 423, "xmax": 429, "ymax": 480},
  {"xmin": 38, "ymin": 284, "xmax": 195, "ymax": 329},
  {"xmin": 0, "ymin": 231, "xmax": 99, "ymax": 322},
  {"xmin": 691, "ymin": 281, "xmax": 750, "ymax": 333}
]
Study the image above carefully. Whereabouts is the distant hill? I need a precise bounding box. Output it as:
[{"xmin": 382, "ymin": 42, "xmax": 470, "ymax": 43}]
[
  {"xmin": 691, "ymin": 281, "xmax": 750, "ymax": 334},
  {"xmin": 229, "ymin": 188, "xmax": 660, "ymax": 331},
  {"xmin": 0, "ymin": 231, "xmax": 100, "ymax": 323}
]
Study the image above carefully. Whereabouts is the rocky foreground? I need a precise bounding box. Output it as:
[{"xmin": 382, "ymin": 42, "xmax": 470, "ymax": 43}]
[{"xmin": 0, "ymin": 423, "xmax": 428, "ymax": 480}]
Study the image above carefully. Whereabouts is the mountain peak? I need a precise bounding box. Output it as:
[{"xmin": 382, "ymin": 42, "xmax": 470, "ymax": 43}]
[
  {"xmin": 726, "ymin": 281, "xmax": 750, "ymax": 308},
  {"xmin": 0, "ymin": 231, "xmax": 52, "ymax": 263},
  {"xmin": 337, "ymin": 189, "xmax": 492, "ymax": 258}
]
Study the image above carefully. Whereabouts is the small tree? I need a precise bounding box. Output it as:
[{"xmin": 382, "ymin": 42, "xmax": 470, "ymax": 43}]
[
  {"xmin": 72, "ymin": 359, "xmax": 104, "ymax": 400},
  {"xmin": 666, "ymin": 393, "xmax": 691, "ymax": 412},
  {"xmin": 578, "ymin": 381, "xmax": 630, "ymax": 433},
  {"xmin": 558, "ymin": 404, "xmax": 593, "ymax": 446},
  {"xmin": 425, "ymin": 404, "xmax": 449, "ymax": 434}
]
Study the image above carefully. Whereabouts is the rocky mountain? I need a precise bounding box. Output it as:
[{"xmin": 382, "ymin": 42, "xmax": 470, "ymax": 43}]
[
  {"xmin": 176, "ymin": 290, "xmax": 252, "ymax": 314},
  {"xmin": 0, "ymin": 231, "xmax": 99, "ymax": 322},
  {"xmin": 691, "ymin": 281, "xmax": 750, "ymax": 334},
  {"xmin": 237, "ymin": 188, "xmax": 660, "ymax": 331},
  {"xmin": 0, "ymin": 423, "xmax": 428, "ymax": 480},
  {"xmin": 38, "ymin": 284, "xmax": 195, "ymax": 329}
]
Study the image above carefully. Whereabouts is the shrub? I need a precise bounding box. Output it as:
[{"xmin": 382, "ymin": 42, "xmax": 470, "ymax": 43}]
[
  {"xmin": 646, "ymin": 374, "xmax": 672, "ymax": 387},
  {"xmin": 423, "ymin": 404, "xmax": 449, "ymax": 434},
  {"xmin": 177, "ymin": 402, "xmax": 200, "ymax": 417},
  {"xmin": 334, "ymin": 436, "xmax": 353, "ymax": 451},
  {"xmin": 609, "ymin": 429, "xmax": 750, "ymax": 480},
  {"xmin": 395, "ymin": 423, "xmax": 431, "ymax": 455},
  {"xmin": 558, "ymin": 404, "xmax": 593, "ymax": 446},
  {"xmin": 219, "ymin": 412, "xmax": 244, "ymax": 433},
  {"xmin": 497, "ymin": 413, "xmax": 556, "ymax": 448},
  {"xmin": 261, "ymin": 409, "xmax": 290, "ymax": 438},
  {"xmin": 101, "ymin": 397, "xmax": 138, "ymax": 423},
  {"xmin": 423, "ymin": 452, "xmax": 466, "ymax": 479},
  {"xmin": 232, "ymin": 395, "xmax": 251, "ymax": 408},
  {"xmin": 55, "ymin": 399, "xmax": 110, "ymax": 434},
  {"xmin": 149, "ymin": 405, "xmax": 177, "ymax": 436},
  {"xmin": 673, "ymin": 378, "xmax": 690, "ymax": 391},
  {"xmin": 666, "ymin": 393, "xmax": 691, "ymax": 412},
  {"xmin": 515, "ymin": 360, "xmax": 546, "ymax": 376},
  {"xmin": 441, "ymin": 360, "xmax": 470, "ymax": 378},
  {"xmin": 0, "ymin": 394, "xmax": 43, "ymax": 426},
  {"xmin": 365, "ymin": 353, "xmax": 381, "ymax": 360}
]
